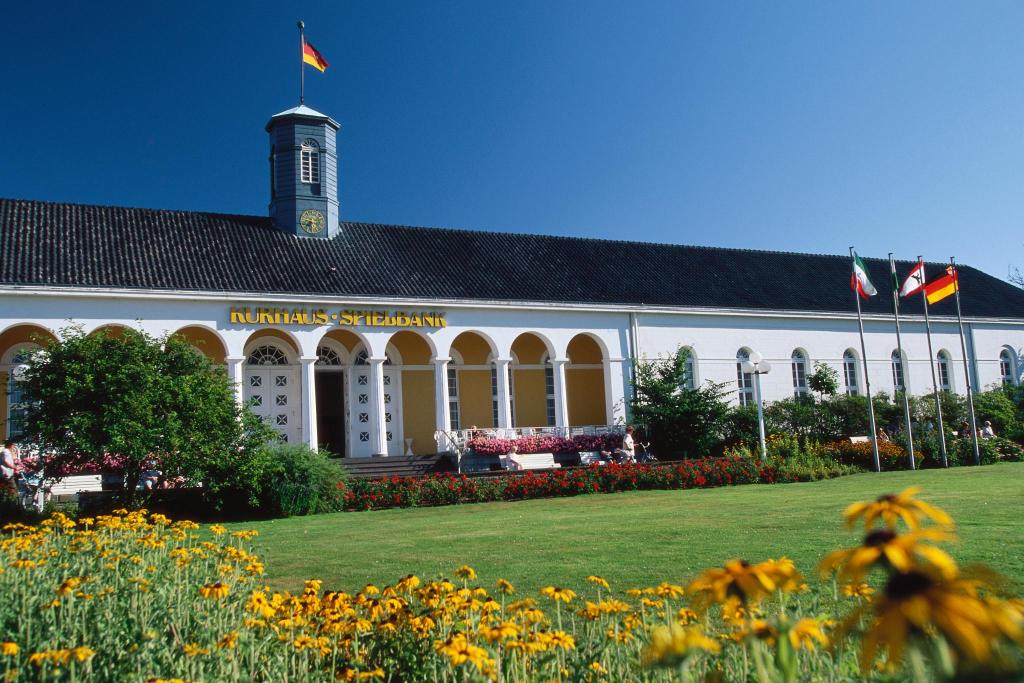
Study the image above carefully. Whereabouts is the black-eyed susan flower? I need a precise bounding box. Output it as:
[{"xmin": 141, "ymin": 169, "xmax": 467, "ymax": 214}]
[
  {"xmin": 540, "ymin": 586, "xmax": 577, "ymax": 603},
  {"xmin": 787, "ymin": 617, "xmax": 829, "ymax": 652},
  {"xmin": 844, "ymin": 486, "xmax": 953, "ymax": 531},
  {"xmin": 819, "ymin": 528, "xmax": 957, "ymax": 583},
  {"xmin": 494, "ymin": 578, "xmax": 515, "ymax": 595},
  {"xmin": 586, "ymin": 575, "xmax": 610, "ymax": 589},
  {"xmin": 198, "ymin": 581, "xmax": 230, "ymax": 600},
  {"xmin": 842, "ymin": 582, "xmax": 876, "ymax": 599},
  {"xmin": 217, "ymin": 631, "xmax": 239, "ymax": 649},
  {"xmin": 0, "ymin": 642, "xmax": 18, "ymax": 656},
  {"xmin": 688, "ymin": 558, "xmax": 803, "ymax": 610},
  {"xmin": 642, "ymin": 624, "xmax": 720, "ymax": 667}
]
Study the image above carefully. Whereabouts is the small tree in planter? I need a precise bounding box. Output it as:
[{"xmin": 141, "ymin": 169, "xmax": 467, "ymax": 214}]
[
  {"xmin": 629, "ymin": 347, "xmax": 732, "ymax": 459},
  {"xmin": 807, "ymin": 362, "xmax": 839, "ymax": 400},
  {"xmin": 20, "ymin": 326, "xmax": 275, "ymax": 507}
]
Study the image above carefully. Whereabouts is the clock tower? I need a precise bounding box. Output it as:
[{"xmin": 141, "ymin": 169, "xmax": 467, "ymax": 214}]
[{"xmin": 266, "ymin": 105, "xmax": 340, "ymax": 238}]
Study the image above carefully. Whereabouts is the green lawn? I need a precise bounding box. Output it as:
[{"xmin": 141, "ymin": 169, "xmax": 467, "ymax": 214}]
[{"xmin": 235, "ymin": 463, "xmax": 1024, "ymax": 595}]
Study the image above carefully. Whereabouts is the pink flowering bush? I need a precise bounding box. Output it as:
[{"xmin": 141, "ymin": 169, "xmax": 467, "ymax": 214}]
[
  {"xmin": 18, "ymin": 453, "xmax": 131, "ymax": 477},
  {"xmin": 467, "ymin": 433, "xmax": 622, "ymax": 456}
]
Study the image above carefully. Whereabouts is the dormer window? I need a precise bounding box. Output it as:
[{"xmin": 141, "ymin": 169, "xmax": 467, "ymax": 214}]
[{"xmin": 300, "ymin": 139, "xmax": 320, "ymax": 184}]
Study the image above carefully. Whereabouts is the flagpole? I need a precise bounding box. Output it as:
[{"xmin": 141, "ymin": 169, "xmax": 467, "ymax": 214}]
[
  {"xmin": 297, "ymin": 20, "xmax": 305, "ymax": 105},
  {"xmin": 918, "ymin": 256, "xmax": 948, "ymax": 467},
  {"xmin": 889, "ymin": 254, "xmax": 915, "ymax": 470},
  {"xmin": 851, "ymin": 247, "xmax": 882, "ymax": 472},
  {"xmin": 950, "ymin": 257, "xmax": 981, "ymax": 465}
]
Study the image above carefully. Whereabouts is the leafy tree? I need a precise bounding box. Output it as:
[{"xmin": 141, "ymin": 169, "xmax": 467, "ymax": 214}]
[
  {"xmin": 807, "ymin": 362, "xmax": 839, "ymax": 399},
  {"xmin": 21, "ymin": 327, "xmax": 275, "ymax": 506},
  {"xmin": 629, "ymin": 347, "xmax": 732, "ymax": 459}
]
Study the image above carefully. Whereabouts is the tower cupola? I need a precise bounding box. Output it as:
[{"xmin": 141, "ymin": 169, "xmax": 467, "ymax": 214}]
[{"xmin": 266, "ymin": 105, "xmax": 340, "ymax": 238}]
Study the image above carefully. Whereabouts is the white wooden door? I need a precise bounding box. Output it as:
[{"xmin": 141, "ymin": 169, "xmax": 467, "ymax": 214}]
[
  {"xmin": 349, "ymin": 366, "xmax": 403, "ymax": 456},
  {"xmin": 244, "ymin": 366, "xmax": 300, "ymax": 444}
]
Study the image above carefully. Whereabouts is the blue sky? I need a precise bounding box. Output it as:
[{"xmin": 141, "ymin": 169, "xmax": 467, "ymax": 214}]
[{"xmin": 2, "ymin": 1, "xmax": 1022, "ymax": 280}]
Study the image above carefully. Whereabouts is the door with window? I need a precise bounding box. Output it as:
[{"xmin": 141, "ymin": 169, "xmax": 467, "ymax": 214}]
[
  {"xmin": 244, "ymin": 367, "xmax": 300, "ymax": 444},
  {"xmin": 348, "ymin": 365, "xmax": 403, "ymax": 456}
]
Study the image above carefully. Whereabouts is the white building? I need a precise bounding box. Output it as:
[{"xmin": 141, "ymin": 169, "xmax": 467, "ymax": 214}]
[{"xmin": 2, "ymin": 104, "xmax": 1022, "ymax": 456}]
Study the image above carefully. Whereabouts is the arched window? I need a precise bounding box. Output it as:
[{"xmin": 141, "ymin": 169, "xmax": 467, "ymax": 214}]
[
  {"xmin": 316, "ymin": 345, "xmax": 343, "ymax": 366},
  {"xmin": 300, "ymin": 139, "xmax": 320, "ymax": 184},
  {"xmin": 843, "ymin": 350, "xmax": 859, "ymax": 396},
  {"xmin": 736, "ymin": 349, "xmax": 754, "ymax": 407},
  {"xmin": 791, "ymin": 349, "xmax": 809, "ymax": 397},
  {"xmin": 1000, "ymin": 348, "xmax": 1017, "ymax": 386},
  {"xmin": 937, "ymin": 351, "xmax": 952, "ymax": 391},
  {"xmin": 891, "ymin": 350, "xmax": 906, "ymax": 392},
  {"xmin": 354, "ymin": 349, "xmax": 393, "ymax": 366},
  {"xmin": 5, "ymin": 345, "xmax": 39, "ymax": 439},
  {"xmin": 681, "ymin": 347, "xmax": 697, "ymax": 390},
  {"xmin": 247, "ymin": 345, "xmax": 289, "ymax": 366}
]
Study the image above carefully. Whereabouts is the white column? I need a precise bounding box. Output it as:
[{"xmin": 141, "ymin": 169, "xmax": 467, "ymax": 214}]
[
  {"xmin": 494, "ymin": 358, "xmax": 513, "ymax": 429},
  {"xmin": 367, "ymin": 357, "xmax": 389, "ymax": 455},
  {"xmin": 602, "ymin": 357, "xmax": 626, "ymax": 425},
  {"xmin": 551, "ymin": 358, "xmax": 570, "ymax": 429},
  {"xmin": 299, "ymin": 356, "xmax": 318, "ymax": 450},
  {"xmin": 434, "ymin": 357, "xmax": 452, "ymax": 450},
  {"xmin": 226, "ymin": 356, "xmax": 246, "ymax": 410}
]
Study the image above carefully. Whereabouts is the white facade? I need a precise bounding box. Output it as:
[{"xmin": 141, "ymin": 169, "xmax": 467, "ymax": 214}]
[{"xmin": 2, "ymin": 284, "xmax": 1022, "ymax": 454}]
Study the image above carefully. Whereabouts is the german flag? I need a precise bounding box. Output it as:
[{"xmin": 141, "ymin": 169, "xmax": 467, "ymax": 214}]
[
  {"xmin": 924, "ymin": 266, "xmax": 958, "ymax": 305},
  {"xmin": 303, "ymin": 39, "xmax": 328, "ymax": 72}
]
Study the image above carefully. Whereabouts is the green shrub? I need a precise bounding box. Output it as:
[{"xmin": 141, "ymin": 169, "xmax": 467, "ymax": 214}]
[{"xmin": 258, "ymin": 444, "xmax": 346, "ymax": 517}]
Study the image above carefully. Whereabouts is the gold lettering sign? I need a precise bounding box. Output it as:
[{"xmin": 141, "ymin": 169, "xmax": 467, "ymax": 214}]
[{"xmin": 228, "ymin": 307, "xmax": 447, "ymax": 329}]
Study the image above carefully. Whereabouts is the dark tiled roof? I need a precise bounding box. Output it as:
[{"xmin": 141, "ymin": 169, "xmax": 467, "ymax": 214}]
[{"xmin": 2, "ymin": 197, "xmax": 1023, "ymax": 319}]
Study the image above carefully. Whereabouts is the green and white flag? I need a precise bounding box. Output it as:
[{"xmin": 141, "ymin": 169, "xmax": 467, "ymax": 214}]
[{"xmin": 850, "ymin": 251, "xmax": 877, "ymax": 300}]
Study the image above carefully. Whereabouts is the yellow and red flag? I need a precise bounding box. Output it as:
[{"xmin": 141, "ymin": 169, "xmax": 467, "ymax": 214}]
[
  {"xmin": 303, "ymin": 39, "xmax": 329, "ymax": 72},
  {"xmin": 924, "ymin": 266, "xmax": 958, "ymax": 304}
]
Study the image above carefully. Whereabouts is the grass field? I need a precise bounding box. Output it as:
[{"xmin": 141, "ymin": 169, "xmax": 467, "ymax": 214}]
[{"xmin": 236, "ymin": 463, "xmax": 1024, "ymax": 595}]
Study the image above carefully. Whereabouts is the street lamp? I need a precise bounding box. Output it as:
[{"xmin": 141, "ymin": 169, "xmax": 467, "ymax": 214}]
[{"xmin": 740, "ymin": 351, "xmax": 772, "ymax": 462}]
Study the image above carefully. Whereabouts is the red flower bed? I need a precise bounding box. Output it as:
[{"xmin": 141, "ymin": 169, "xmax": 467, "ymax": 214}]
[{"xmin": 337, "ymin": 457, "xmax": 784, "ymax": 511}]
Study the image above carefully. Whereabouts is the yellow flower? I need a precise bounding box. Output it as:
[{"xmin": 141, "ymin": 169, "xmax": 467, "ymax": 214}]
[
  {"xmin": 844, "ymin": 486, "xmax": 954, "ymax": 531},
  {"xmin": 199, "ymin": 581, "xmax": 230, "ymax": 600},
  {"xmin": 56, "ymin": 577, "xmax": 84, "ymax": 596},
  {"xmin": 546, "ymin": 630, "xmax": 576, "ymax": 650},
  {"xmin": 217, "ymin": 631, "xmax": 239, "ymax": 649},
  {"xmin": 819, "ymin": 528, "xmax": 958, "ymax": 584},
  {"xmin": 70, "ymin": 646, "xmax": 95, "ymax": 662},
  {"xmin": 655, "ymin": 582, "xmax": 685, "ymax": 599},
  {"xmin": 642, "ymin": 624, "xmax": 720, "ymax": 667},
  {"xmin": 688, "ymin": 558, "xmax": 803, "ymax": 610},
  {"xmin": 479, "ymin": 621, "xmax": 519, "ymax": 642},
  {"xmin": 676, "ymin": 607, "xmax": 699, "ymax": 625},
  {"xmin": 182, "ymin": 643, "xmax": 209, "ymax": 657},
  {"xmin": 853, "ymin": 569, "xmax": 1023, "ymax": 670},
  {"xmin": 495, "ymin": 578, "xmax": 515, "ymax": 595},
  {"xmin": 787, "ymin": 618, "xmax": 828, "ymax": 652},
  {"xmin": 586, "ymin": 575, "xmax": 610, "ymax": 589},
  {"xmin": 208, "ymin": 525, "xmax": 227, "ymax": 535},
  {"xmin": 842, "ymin": 583, "xmax": 876, "ymax": 599},
  {"xmin": 434, "ymin": 633, "xmax": 493, "ymax": 672},
  {"xmin": 454, "ymin": 565, "xmax": 477, "ymax": 581},
  {"xmin": 0, "ymin": 642, "xmax": 18, "ymax": 656},
  {"xmin": 540, "ymin": 586, "xmax": 577, "ymax": 603},
  {"xmin": 589, "ymin": 661, "xmax": 608, "ymax": 675}
]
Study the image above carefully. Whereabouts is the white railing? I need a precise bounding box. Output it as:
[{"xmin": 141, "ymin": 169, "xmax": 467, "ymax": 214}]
[{"xmin": 434, "ymin": 425, "xmax": 626, "ymax": 471}]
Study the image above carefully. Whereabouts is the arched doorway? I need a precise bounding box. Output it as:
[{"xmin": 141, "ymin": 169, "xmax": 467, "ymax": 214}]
[
  {"xmin": 314, "ymin": 329, "xmax": 363, "ymax": 457},
  {"xmin": 565, "ymin": 334, "xmax": 607, "ymax": 426},
  {"xmin": 243, "ymin": 331, "xmax": 301, "ymax": 443}
]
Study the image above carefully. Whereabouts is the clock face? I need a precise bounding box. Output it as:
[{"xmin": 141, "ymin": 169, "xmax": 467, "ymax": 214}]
[{"xmin": 299, "ymin": 209, "xmax": 326, "ymax": 235}]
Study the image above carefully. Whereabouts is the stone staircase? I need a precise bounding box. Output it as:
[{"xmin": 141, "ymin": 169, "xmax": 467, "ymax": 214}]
[{"xmin": 340, "ymin": 454, "xmax": 455, "ymax": 480}]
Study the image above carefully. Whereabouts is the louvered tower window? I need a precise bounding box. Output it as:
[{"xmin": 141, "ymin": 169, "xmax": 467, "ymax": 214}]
[{"xmin": 300, "ymin": 139, "xmax": 320, "ymax": 184}]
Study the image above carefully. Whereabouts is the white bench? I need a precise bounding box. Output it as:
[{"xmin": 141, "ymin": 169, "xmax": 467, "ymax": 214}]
[
  {"xmin": 501, "ymin": 452, "xmax": 561, "ymax": 471},
  {"xmin": 579, "ymin": 451, "xmax": 607, "ymax": 466},
  {"xmin": 47, "ymin": 474, "xmax": 104, "ymax": 499},
  {"xmin": 849, "ymin": 436, "xmax": 870, "ymax": 444}
]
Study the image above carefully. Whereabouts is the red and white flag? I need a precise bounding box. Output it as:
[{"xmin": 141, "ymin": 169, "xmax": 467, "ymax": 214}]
[{"xmin": 899, "ymin": 261, "xmax": 926, "ymax": 298}]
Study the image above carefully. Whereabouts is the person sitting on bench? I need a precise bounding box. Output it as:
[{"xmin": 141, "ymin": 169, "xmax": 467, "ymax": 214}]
[{"xmin": 600, "ymin": 426, "xmax": 636, "ymax": 464}]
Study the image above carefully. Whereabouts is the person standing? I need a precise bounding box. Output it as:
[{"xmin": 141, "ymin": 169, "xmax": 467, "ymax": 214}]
[{"xmin": 0, "ymin": 440, "xmax": 17, "ymax": 497}]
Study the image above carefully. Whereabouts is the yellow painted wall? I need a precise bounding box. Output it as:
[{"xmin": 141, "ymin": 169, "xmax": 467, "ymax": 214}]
[
  {"xmin": 567, "ymin": 368, "xmax": 606, "ymax": 426},
  {"xmin": 458, "ymin": 369, "xmax": 494, "ymax": 428},
  {"xmin": 511, "ymin": 334, "xmax": 547, "ymax": 364},
  {"xmin": 567, "ymin": 335, "xmax": 603, "ymax": 364},
  {"xmin": 322, "ymin": 329, "xmax": 361, "ymax": 352},
  {"xmin": 513, "ymin": 368, "xmax": 549, "ymax": 427},
  {"xmin": 401, "ymin": 369, "xmax": 436, "ymax": 454},
  {"xmin": 391, "ymin": 331, "xmax": 432, "ymax": 364},
  {"xmin": 172, "ymin": 327, "xmax": 227, "ymax": 364},
  {"xmin": 452, "ymin": 333, "xmax": 492, "ymax": 364}
]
